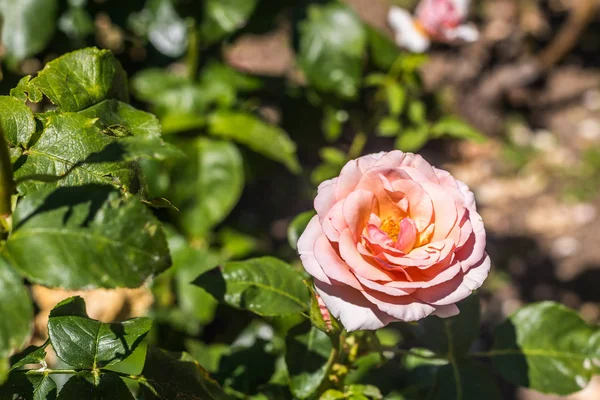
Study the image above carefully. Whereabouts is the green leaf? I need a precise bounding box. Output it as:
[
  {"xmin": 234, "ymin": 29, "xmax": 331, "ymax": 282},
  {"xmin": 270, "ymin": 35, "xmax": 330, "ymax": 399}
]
[
  {"xmin": 10, "ymin": 76, "xmax": 43, "ymax": 103},
  {"xmin": 78, "ymin": 99, "xmax": 161, "ymax": 138},
  {"xmin": 395, "ymin": 126, "xmax": 429, "ymax": 152},
  {"xmin": 131, "ymin": 0, "xmax": 188, "ymax": 57},
  {"xmin": 198, "ymin": 61, "xmax": 263, "ymax": 108},
  {"xmin": 140, "ymin": 346, "xmax": 232, "ymax": 400},
  {"xmin": 186, "ymin": 341, "xmax": 231, "ymax": 374},
  {"xmin": 285, "ymin": 321, "xmax": 334, "ymax": 399},
  {"xmin": 385, "ymin": 83, "xmax": 406, "ymax": 117},
  {"xmin": 430, "ymin": 117, "xmax": 486, "ymax": 143},
  {"xmin": 199, "ymin": 0, "xmax": 258, "ymax": 46},
  {"xmin": 58, "ymin": 5, "xmax": 94, "ymax": 40},
  {"xmin": 0, "ymin": 259, "xmax": 33, "ymax": 364},
  {"xmin": 13, "ymin": 112, "xmax": 143, "ymax": 195},
  {"xmin": 287, "ymin": 211, "xmax": 316, "ymax": 250},
  {"xmin": 194, "ymin": 256, "xmax": 310, "ymax": 317},
  {"xmin": 4, "ymin": 185, "xmax": 171, "ymax": 289},
  {"xmin": 298, "ymin": 3, "xmax": 367, "ymax": 100},
  {"xmin": 9, "ymin": 342, "xmax": 48, "ymax": 371},
  {"xmin": 48, "ymin": 296, "xmax": 152, "ymax": 369},
  {"xmin": 0, "ymin": 96, "xmax": 36, "ymax": 147},
  {"xmin": 171, "ymin": 137, "xmax": 244, "ymax": 237},
  {"xmin": 57, "ymin": 372, "xmax": 133, "ymax": 399},
  {"xmin": 376, "ymin": 117, "xmax": 401, "ymax": 137},
  {"xmin": 428, "ymin": 359, "xmax": 501, "ymax": 400},
  {"xmin": 169, "ymin": 233, "xmax": 221, "ymax": 324},
  {"xmin": 131, "ymin": 69, "xmax": 189, "ymax": 105},
  {"xmin": 491, "ymin": 302, "xmax": 600, "ymax": 395},
  {"xmin": 30, "ymin": 47, "xmax": 128, "ymax": 112},
  {"xmin": 131, "ymin": 64, "xmax": 260, "ymax": 134},
  {"xmin": 112, "ymin": 135, "xmax": 185, "ymax": 162},
  {"xmin": 414, "ymin": 294, "xmax": 480, "ymax": 358},
  {"xmin": 366, "ymin": 27, "xmax": 401, "ymax": 71},
  {"xmin": 407, "ymin": 101, "xmax": 426, "ymax": 125},
  {"xmin": 322, "ymin": 107, "xmax": 348, "ymax": 142},
  {"xmin": 0, "ymin": 0, "xmax": 58, "ymax": 60},
  {"xmin": 208, "ymin": 110, "xmax": 300, "ymax": 173},
  {"xmin": 0, "ymin": 373, "xmax": 57, "ymax": 400}
]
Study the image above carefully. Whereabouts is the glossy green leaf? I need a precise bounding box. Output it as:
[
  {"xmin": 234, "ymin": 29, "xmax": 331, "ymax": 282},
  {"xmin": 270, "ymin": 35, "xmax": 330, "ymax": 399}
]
[
  {"xmin": 171, "ymin": 137, "xmax": 244, "ymax": 237},
  {"xmin": 428, "ymin": 359, "xmax": 501, "ymax": 400},
  {"xmin": 0, "ymin": 373, "xmax": 57, "ymax": 400},
  {"xmin": 48, "ymin": 296, "xmax": 151, "ymax": 369},
  {"xmin": 199, "ymin": 0, "xmax": 258, "ymax": 46},
  {"xmin": 287, "ymin": 211, "xmax": 316, "ymax": 250},
  {"xmin": 30, "ymin": 47, "xmax": 128, "ymax": 112},
  {"xmin": 194, "ymin": 256, "xmax": 310, "ymax": 317},
  {"xmin": 10, "ymin": 76, "xmax": 43, "ymax": 103},
  {"xmin": 285, "ymin": 321, "xmax": 334, "ymax": 399},
  {"xmin": 78, "ymin": 99, "xmax": 161, "ymax": 138},
  {"xmin": 0, "ymin": 0, "xmax": 58, "ymax": 60},
  {"xmin": 13, "ymin": 112, "xmax": 142, "ymax": 195},
  {"xmin": 430, "ymin": 117, "xmax": 486, "ymax": 143},
  {"xmin": 57, "ymin": 372, "xmax": 133, "ymax": 399},
  {"xmin": 4, "ymin": 185, "xmax": 171, "ymax": 289},
  {"xmin": 9, "ymin": 342, "xmax": 48, "ymax": 371},
  {"xmin": 140, "ymin": 346, "xmax": 232, "ymax": 400},
  {"xmin": 395, "ymin": 126, "xmax": 429, "ymax": 152},
  {"xmin": 491, "ymin": 302, "xmax": 600, "ymax": 395},
  {"xmin": 298, "ymin": 3, "xmax": 366, "ymax": 100},
  {"xmin": 112, "ymin": 135, "xmax": 184, "ymax": 162},
  {"xmin": 208, "ymin": 110, "xmax": 300, "ymax": 173},
  {"xmin": 0, "ymin": 259, "xmax": 33, "ymax": 367},
  {"xmin": 414, "ymin": 294, "xmax": 480, "ymax": 358},
  {"xmin": 0, "ymin": 96, "xmax": 36, "ymax": 148}
]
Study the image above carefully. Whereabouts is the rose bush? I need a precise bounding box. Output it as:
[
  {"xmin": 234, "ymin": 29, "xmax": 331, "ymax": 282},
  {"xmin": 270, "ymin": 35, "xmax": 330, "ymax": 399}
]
[{"xmin": 298, "ymin": 151, "xmax": 489, "ymax": 331}]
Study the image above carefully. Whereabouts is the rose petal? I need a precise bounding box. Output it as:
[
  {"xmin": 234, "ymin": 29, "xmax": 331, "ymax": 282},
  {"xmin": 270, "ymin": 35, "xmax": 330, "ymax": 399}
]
[
  {"xmin": 432, "ymin": 304, "xmax": 460, "ymax": 318},
  {"xmin": 361, "ymin": 290, "xmax": 436, "ymax": 322},
  {"xmin": 413, "ymin": 254, "xmax": 490, "ymax": 306},
  {"xmin": 297, "ymin": 216, "xmax": 331, "ymax": 284},
  {"xmin": 314, "ymin": 235, "xmax": 362, "ymax": 290},
  {"xmin": 314, "ymin": 280, "xmax": 394, "ymax": 332},
  {"xmin": 336, "ymin": 153, "xmax": 384, "ymax": 200},
  {"xmin": 315, "ymin": 178, "xmax": 338, "ymax": 218},
  {"xmin": 343, "ymin": 190, "xmax": 379, "ymax": 240},
  {"xmin": 339, "ymin": 229, "xmax": 394, "ymax": 281}
]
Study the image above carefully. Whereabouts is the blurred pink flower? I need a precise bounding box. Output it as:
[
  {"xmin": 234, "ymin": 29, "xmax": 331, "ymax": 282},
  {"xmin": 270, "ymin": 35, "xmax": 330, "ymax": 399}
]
[{"xmin": 388, "ymin": 0, "xmax": 479, "ymax": 53}]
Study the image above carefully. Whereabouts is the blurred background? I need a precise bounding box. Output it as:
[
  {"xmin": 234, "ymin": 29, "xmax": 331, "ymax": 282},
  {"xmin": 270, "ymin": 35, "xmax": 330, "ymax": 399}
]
[{"xmin": 3, "ymin": 0, "xmax": 600, "ymax": 399}]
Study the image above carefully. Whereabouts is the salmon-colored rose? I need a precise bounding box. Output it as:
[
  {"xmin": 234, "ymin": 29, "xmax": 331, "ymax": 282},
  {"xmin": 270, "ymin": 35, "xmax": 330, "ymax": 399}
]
[{"xmin": 298, "ymin": 151, "xmax": 489, "ymax": 331}]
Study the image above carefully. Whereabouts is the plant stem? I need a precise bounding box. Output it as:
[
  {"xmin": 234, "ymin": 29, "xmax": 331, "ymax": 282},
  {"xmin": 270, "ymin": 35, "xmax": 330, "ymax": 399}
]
[
  {"xmin": 25, "ymin": 369, "xmax": 79, "ymax": 376},
  {"xmin": 0, "ymin": 126, "xmax": 14, "ymax": 217},
  {"xmin": 186, "ymin": 18, "xmax": 199, "ymax": 82}
]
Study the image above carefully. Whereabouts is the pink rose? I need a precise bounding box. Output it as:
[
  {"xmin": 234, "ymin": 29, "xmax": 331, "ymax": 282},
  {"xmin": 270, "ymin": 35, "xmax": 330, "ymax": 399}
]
[
  {"xmin": 298, "ymin": 151, "xmax": 489, "ymax": 331},
  {"xmin": 388, "ymin": 0, "xmax": 479, "ymax": 53}
]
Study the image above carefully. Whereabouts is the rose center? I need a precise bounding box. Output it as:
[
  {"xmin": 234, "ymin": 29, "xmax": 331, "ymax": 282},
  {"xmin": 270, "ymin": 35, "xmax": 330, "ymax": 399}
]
[{"xmin": 380, "ymin": 217, "xmax": 401, "ymax": 241}]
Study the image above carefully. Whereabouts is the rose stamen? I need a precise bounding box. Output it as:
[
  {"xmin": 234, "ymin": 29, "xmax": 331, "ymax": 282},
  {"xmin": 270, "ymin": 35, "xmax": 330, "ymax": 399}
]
[{"xmin": 380, "ymin": 217, "xmax": 400, "ymax": 241}]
